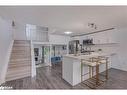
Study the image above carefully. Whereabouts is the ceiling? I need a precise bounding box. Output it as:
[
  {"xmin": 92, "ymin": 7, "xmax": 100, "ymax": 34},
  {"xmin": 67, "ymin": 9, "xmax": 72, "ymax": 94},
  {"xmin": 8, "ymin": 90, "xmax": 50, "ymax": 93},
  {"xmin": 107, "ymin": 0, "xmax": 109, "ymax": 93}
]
[{"xmin": 0, "ymin": 6, "xmax": 127, "ymax": 36}]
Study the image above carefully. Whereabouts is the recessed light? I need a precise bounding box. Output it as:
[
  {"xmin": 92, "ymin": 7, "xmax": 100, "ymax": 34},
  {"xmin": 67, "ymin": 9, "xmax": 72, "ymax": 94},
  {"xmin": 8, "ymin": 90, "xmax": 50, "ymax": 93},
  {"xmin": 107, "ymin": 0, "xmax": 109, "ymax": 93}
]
[{"xmin": 64, "ymin": 31, "xmax": 72, "ymax": 34}]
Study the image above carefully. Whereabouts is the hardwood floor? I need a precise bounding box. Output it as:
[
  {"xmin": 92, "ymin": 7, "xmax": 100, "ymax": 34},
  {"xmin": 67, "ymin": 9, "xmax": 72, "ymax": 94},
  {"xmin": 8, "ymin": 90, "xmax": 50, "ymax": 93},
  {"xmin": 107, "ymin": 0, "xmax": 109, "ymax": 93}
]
[{"xmin": 1, "ymin": 64, "xmax": 127, "ymax": 89}]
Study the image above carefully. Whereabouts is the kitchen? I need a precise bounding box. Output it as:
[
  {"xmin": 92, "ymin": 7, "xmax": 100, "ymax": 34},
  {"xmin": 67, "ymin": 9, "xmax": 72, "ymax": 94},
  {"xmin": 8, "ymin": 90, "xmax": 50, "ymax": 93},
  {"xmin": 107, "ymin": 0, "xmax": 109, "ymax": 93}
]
[
  {"xmin": 63, "ymin": 28, "xmax": 118, "ymax": 88},
  {"xmin": 0, "ymin": 6, "xmax": 127, "ymax": 89}
]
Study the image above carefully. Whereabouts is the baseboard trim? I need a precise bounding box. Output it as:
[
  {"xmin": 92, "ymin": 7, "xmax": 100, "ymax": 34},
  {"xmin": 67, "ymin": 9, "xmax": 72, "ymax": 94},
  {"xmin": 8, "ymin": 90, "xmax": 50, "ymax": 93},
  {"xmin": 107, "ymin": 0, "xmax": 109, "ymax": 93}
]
[{"xmin": 111, "ymin": 67, "xmax": 127, "ymax": 72}]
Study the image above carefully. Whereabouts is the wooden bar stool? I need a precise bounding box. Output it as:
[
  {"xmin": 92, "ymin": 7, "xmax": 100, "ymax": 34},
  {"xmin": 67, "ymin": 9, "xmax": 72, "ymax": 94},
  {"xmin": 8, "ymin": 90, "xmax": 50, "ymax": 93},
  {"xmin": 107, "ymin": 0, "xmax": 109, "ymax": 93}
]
[
  {"xmin": 98, "ymin": 56, "xmax": 109, "ymax": 80},
  {"xmin": 81, "ymin": 56, "xmax": 109, "ymax": 88},
  {"xmin": 81, "ymin": 57, "xmax": 100, "ymax": 88}
]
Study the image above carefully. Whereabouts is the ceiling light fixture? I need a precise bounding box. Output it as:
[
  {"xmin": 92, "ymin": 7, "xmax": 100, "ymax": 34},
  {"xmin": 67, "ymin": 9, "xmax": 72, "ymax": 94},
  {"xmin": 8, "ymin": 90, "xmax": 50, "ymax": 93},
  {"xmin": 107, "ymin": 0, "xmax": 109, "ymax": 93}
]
[
  {"xmin": 64, "ymin": 31, "xmax": 72, "ymax": 34},
  {"xmin": 88, "ymin": 23, "xmax": 97, "ymax": 29}
]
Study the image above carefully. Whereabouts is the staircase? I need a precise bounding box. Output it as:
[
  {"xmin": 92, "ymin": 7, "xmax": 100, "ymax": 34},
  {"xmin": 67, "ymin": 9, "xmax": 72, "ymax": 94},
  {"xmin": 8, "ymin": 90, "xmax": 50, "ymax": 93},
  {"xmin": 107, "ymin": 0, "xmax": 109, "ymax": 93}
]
[{"xmin": 6, "ymin": 40, "xmax": 31, "ymax": 81}]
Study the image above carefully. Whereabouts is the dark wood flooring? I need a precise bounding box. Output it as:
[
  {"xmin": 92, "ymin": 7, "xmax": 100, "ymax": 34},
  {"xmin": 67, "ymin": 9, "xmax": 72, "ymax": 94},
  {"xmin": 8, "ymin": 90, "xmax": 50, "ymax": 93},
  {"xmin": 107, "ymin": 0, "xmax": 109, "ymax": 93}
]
[{"xmin": 1, "ymin": 64, "xmax": 127, "ymax": 89}]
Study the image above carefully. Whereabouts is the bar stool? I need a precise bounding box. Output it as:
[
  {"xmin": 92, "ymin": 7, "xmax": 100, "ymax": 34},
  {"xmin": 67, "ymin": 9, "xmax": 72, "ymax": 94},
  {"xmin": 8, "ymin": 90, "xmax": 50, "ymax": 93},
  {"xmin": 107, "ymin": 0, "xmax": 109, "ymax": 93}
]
[
  {"xmin": 81, "ymin": 56, "xmax": 109, "ymax": 88},
  {"xmin": 98, "ymin": 56, "xmax": 109, "ymax": 80}
]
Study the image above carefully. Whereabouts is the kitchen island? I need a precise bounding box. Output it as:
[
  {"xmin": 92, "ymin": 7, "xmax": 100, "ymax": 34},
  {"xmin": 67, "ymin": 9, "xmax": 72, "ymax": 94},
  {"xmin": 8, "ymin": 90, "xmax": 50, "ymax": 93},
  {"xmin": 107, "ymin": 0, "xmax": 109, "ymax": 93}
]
[{"xmin": 62, "ymin": 52, "xmax": 113, "ymax": 86}]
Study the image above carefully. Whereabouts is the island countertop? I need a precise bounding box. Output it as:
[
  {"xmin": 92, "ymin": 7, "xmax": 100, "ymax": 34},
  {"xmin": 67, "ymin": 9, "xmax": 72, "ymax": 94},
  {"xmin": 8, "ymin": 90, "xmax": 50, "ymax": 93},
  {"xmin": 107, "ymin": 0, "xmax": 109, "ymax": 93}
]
[{"xmin": 63, "ymin": 52, "xmax": 116, "ymax": 60}]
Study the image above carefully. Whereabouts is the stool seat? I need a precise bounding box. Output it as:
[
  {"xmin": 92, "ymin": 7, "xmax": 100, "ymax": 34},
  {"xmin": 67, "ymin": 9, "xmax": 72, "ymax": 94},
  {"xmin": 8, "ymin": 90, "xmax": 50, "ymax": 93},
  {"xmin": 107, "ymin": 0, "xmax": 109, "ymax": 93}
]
[
  {"xmin": 99, "ymin": 60, "xmax": 107, "ymax": 64},
  {"xmin": 82, "ymin": 60, "xmax": 100, "ymax": 67}
]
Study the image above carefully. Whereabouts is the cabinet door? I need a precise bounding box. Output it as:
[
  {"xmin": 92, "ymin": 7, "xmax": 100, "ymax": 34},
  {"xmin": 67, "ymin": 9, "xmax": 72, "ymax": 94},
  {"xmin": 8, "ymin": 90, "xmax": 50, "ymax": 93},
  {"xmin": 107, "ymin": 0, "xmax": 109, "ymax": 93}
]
[
  {"xmin": 92, "ymin": 33, "xmax": 101, "ymax": 44},
  {"xmin": 85, "ymin": 30, "xmax": 116, "ymax": 44},
  {"xmin": 99, "ymin": 32, "xmax": 108, "ymax": 44},
  {"xmin": 91, "ymin": 32, "xmax": 109, "ymax": 44},
  {"xmin": 107, "ymin": 30, "xmax": 116, "ymax": 43}
]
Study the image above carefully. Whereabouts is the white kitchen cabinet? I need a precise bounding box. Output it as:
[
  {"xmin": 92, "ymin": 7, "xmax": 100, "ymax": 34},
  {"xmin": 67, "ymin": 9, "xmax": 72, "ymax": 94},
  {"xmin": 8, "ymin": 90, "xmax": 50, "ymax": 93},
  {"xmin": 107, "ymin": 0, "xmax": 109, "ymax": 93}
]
[
  {"xmin": 71, "ymin": 30, "xmax": 117, "ymax": 45},
  {"xmin": 106, "ymin": 30, "xmax": 116, "ymax": 43},
  {"xmin": 100, "ymin": 32, "xmax": 108, "ymax": 44},
  {"xmin": 90, "ymin": 31, "xmax": 116, "ymax": 44},
  {"xmin": 91, "ymin": 32, "xmax": 108, "ymax": 44},
  {"xmin": 92, "ymin": 33, "xmax": 100, "ymax": 44}
]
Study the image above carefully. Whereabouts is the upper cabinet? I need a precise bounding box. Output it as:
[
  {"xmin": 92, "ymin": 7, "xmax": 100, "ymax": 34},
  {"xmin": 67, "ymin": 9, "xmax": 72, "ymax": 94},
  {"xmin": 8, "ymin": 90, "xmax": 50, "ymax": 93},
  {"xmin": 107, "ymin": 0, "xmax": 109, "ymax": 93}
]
[
  {"xmin": 89, "ymin": 32, "xmax": 108, "ymax": 44},
  {"xmin": 70, "ymin": 29, "xmax": 117, "ymax": 45},
  {"xmin": 106, "ymin": 30, "xmax": 116, "ymax": 43},
  {"xmin": 91, "ymin": 30, "xmax": 116, "ymax": 44}
]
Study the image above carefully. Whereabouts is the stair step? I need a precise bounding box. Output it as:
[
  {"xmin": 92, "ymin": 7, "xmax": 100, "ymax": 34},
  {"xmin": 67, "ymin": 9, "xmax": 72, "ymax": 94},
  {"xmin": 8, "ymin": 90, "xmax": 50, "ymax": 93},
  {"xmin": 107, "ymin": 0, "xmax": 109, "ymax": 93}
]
[
  {"xmin": 7, "ymin": 66, "xmax": 31, "ymax": 73},
  {"xmin": 12, "ymin": 49, "xmax": 31, "ymax": 53},
  {"xmin": 6, "ymin": 71, "xmax": 31, "ymax": 78},
  {"xmin": 14, "ymin": 40, "xmax": 30, "ymax": 44},
  {"xmin": 9, "ymin": 62, "xmax": 31, "ymax": 65},
  {"xmin": 10, "ymin": 54, "xmax": 31, "ymax": 59},
  {"xmin": 12, "ymin": 46, "xmax": 30, "ymax": 51},
  {"xmin": 11, "ymin": 51, "xmax": 31, "ymax": 55},
  {"xmin": 6, "ymin": 72, "xmax": 31, "ymax": 82},
  {"xmin": 13, "ymin": 44, "xmax": 30, "ymax": 47},
  {"xmin": 10, "ymin": 58, "xmax": 31, "ymax": 62},
  {"xmin": 10, "ymin": 58, "xmax": 31, "ymax": 63},
  {"xmin": 7, "ymin": 67, "xmax": 31, "ymax": 76},
  {"xmin": 11, "ymin": 52, "xmax": 31, "ymax": 57},
  {"xmin": 8, "ymin": 62, "xmax": 31, "ymax": 68}
]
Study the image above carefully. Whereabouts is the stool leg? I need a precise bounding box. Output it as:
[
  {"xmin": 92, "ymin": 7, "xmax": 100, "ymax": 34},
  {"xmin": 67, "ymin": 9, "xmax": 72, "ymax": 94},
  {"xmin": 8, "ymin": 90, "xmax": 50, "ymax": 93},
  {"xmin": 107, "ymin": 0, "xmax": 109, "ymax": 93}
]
[
  {"xmin": 81, "ymin": 62, "xmax": 83, "ymax": 82},
  {"xmin": 106, "ymin": 59, "xmax": 108, "ymax": 80},
  {"xmin": 96, "ymin": 64, "xmax": 99, "ymax": 85},
  {"xmin": 92, "ymin": 67, "xmax": 94, "ymax": 77},
  {"xmin": 89, "ymin": 66, "xmax": 91, "ymax": 78}
]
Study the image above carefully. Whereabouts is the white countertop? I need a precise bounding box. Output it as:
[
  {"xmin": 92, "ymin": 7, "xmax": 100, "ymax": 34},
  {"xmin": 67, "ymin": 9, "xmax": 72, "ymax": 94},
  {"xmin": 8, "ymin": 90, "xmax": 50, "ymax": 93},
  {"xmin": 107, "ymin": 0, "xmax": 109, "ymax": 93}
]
[{"xmin": 63, "ymin": 52, "xmax": 116, "ymax": 60}]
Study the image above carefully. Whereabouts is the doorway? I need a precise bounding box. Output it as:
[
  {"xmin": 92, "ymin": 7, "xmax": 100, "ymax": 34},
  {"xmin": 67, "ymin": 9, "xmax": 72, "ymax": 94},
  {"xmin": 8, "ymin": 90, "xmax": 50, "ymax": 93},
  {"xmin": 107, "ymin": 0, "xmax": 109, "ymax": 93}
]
[{"xmin": 34, "ymin": 44, "xmax": 50, "ymax": 68}]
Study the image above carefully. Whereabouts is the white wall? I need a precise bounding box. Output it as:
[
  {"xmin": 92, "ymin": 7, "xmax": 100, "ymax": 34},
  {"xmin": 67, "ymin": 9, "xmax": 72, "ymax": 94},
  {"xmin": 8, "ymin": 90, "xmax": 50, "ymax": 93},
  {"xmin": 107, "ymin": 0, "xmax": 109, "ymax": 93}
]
[
  {"xmin": 49, "ymin": 34, "xmax": 70, "ymax": 45},
  {"xmin": 0, "ymin": 17, "xmax": 13, "ymax": 84},
  {"xmin": 111, "ymin": 28, "xmax": 127, "ymax": 71},
  {"xmin": 49, "ymin": 34, "xmax": 70, "ymax": 55},
  {"xmin": 13, "ymin": 22, "xmax": 27, "ymax": 40},
  {"xmin": 52, "ymin": 45, "xmax": 67, "ymax": 57}
]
